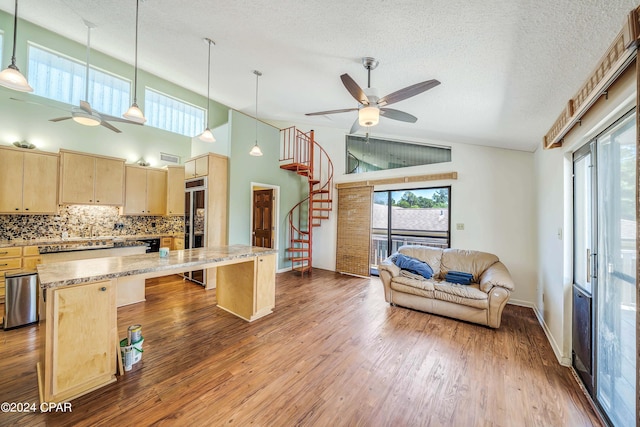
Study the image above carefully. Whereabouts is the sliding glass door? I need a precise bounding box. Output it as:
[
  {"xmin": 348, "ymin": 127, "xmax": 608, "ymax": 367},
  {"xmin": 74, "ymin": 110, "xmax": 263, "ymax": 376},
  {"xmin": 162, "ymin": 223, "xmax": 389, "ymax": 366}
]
[
  {"xmin": 595, "ymin": 113, "xmax": 635, "ymax": 426},
  {"xmin": 573, "ymin": 111, "xmax": 636, "ymax": 426}
]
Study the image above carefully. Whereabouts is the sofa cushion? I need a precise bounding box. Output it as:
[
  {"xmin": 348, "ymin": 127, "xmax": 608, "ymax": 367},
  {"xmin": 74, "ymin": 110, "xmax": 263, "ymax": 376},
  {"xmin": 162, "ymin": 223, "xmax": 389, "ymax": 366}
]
[
  {"xmin": 390, "ymin": 277, "xmax": 435, "ymax": 298},
  {"xmin": 394, "ymin": 254, "xmax": 433, "ymax": 279},
  {"xmin": 433, "ymin": 282, "xmax": 488, "ymax": 309},
  {"xmin": 398, "ymin": 246, "xmax": 443, "ymax": 277},
  {"xmin": 440, "ymin": 249, "xmax": 499, "ymax": 281}
]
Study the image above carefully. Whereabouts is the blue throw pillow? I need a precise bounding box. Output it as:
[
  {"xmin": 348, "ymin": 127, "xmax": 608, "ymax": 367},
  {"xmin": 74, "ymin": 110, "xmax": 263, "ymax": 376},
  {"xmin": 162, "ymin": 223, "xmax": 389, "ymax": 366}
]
[{"xmin": 394, "ymin": 254, "xmax": 433, "ymax": 279}]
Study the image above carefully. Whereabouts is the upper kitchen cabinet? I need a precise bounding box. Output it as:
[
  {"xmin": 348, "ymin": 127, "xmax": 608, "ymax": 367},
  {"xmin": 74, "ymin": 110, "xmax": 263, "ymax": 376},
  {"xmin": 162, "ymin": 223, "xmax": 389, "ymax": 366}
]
[
  {"xmin": 122, "ymin": 165, "xmax": 167, "ymax": 215},
  {"xmin": 59, "ymin": 150, "xmax": 125, "ymax": 206},
  {"xmin": 0, "ymin": 145, "xmax": 59, "ymax": 214},
  {"xmin": 184, "ymin": 155, "xmax": 208, "ymax": 179},
  {"xmin": 166, "ymin": 165, "xmax": 185, "ymax": 216}
]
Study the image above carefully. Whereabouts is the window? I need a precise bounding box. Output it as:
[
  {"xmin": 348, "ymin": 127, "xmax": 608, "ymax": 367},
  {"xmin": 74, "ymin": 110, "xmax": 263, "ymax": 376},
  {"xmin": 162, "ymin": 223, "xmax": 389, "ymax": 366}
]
[
  {"xmin": 370, "ymin": 186, "xmax": 451, "ymax": 274},
  {"xmin": 27, "ymin": 44, "xmax": 130, "ymax": 116},
  {"xmin": 346, "ymin": 135, "xmax": 451, "ymax": 174},
  {"xmin": 144, "ymin": 88, "xmax": 205, "ymax": 137}
]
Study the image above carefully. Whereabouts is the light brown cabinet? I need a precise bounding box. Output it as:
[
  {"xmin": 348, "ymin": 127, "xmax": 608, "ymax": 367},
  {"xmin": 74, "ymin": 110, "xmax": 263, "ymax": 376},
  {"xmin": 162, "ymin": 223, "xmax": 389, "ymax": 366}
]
[
  {"xmin": 0, "ymin": 247, "xmax": 23, "ymax": 303},
  {"xmin": 207, "ymin": 154, "xmax": 228, "ymax": 247},
  {"xmin": 59, "ymin": 150, "xmax": 125, "ymax": 205},
  {"xmin": 172, "ymin": 237, "xmax": 185, "ymax": 250},
  {"xmin": 166, "ymin": 166, "xmax": 185, "ymax": 216},
  {"xmin": 122, "ymin": 165, "xmax": 167, "ymax": 215},
  {"xmin": 184, "ymin": 155, "xmax": 209, "ymax": 179},
  {"xmin": 40, "ymin": 279, "xmax": 117, "ymax": 403},
  {"xmin": 0, "ymin": 146, "xmax": 59, "ymax": 214},
  {"xmin": 160, "ymin": 237, "xmax": 172, "ymax": 249}
]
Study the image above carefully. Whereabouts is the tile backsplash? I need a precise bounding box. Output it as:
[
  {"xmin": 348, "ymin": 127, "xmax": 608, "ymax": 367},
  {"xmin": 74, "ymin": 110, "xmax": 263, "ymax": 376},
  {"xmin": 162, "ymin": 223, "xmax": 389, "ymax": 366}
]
[{"xmin": 0, "ymin": 205, "xmax": 184, "ymax": 240}]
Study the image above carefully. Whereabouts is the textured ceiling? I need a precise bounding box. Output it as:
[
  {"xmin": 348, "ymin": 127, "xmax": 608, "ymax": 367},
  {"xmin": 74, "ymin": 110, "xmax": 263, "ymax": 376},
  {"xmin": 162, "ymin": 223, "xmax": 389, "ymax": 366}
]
[{"xmin": 0, "ymin": 0, "xmax": 636, "ymax": 152}]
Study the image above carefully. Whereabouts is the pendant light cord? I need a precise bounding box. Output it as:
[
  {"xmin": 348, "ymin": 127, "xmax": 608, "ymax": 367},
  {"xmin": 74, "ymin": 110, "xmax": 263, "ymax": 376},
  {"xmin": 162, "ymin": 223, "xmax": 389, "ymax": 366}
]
[
  {"xmin": 205, "ymin": 39, "xmax": 213, "ymax": 128},
  {"xmin": 133, "ymin": 0, "xmax": 139, "ymax": 104},
  {"xmin": 84, "ymin": 24, "xmax": 91, "ymax": 101},
  {"xmin": 255, "ymin": 71, "xmax": 259, "ymax": 142},
  {"xmin": 10, "ymin": 0, "xmax": 19, "ymax": 66}
]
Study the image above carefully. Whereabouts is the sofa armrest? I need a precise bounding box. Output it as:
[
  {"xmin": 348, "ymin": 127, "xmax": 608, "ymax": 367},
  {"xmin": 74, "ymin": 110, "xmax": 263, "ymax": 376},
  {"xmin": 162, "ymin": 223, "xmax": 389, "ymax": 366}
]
[
  {"xmin": 479, "ymin": 261, "xmax": 514, "ymax": 293},
  {"xmin": 487, "ymin": 286, "xmax": 510, "ymax": 328},
  {"xmin": 377, "ymin": 259, "xmax": 400, "ymax": 303}
]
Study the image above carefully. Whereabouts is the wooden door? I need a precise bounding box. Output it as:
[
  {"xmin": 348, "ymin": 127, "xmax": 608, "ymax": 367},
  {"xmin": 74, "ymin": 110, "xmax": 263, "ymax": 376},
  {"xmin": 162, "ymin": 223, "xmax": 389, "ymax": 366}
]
[
  {"xmin": 94, "ymin": 157, "xmax": 124, "ymax": 205},
  {"xmin": 252, "ymin": 189, "xmax": 273, "ymax": 248},
  {"xmin": 0, "ymin": 149, "xmax": 24, "ymax": 213},
  {"xmin": 123, "ymin": 166, "xmax": 147, "ymax": 214},
  {"xmin": 60, "ymin": 152, "xmax": 94, "ymax": 204},
  {"xmin": 50, "ymin": 280, "xmax": 116, "ymax": 400},
  {"xmin": 146, "ymin": 169, "xmax": 167, "ymax": 215},
  {"xmin": 23, "ymin": 152, "xmax": 58, "ymax": 213}
]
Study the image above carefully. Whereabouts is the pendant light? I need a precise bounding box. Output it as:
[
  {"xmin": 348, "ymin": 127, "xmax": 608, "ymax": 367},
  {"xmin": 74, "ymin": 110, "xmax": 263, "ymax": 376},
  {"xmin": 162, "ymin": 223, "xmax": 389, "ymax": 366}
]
[
  {"xmin": 123, "ymin": 0, "xmax": 146, "ymax": 123},
  {"xmin": 249, "ymin": 70, "xmax": 263, "ymax": 156},
  {"xmin": 197, "ymin": 38, "xmax": 216, "ymax": 142},
  {"xmin": 0, "ymin": 0, "xmax": 33, "ymax": 92}
]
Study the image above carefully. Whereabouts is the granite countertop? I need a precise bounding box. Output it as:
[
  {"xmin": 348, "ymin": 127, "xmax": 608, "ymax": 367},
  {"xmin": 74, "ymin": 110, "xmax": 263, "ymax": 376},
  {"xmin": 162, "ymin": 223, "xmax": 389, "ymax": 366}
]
[
  {"xmin": 0, "ymin": 234, "xmax": 183, "ymax": 251},
  {"xmin": 37, "ymin": 245, "xmax": 277, "ymax": 289}
]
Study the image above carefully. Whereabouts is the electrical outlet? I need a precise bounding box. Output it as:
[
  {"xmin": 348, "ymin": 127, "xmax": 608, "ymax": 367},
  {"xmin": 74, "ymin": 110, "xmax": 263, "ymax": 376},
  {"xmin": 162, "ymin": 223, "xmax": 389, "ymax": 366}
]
[{"xmin": 456, "ymin": 223, "xmax": 464, "ymax": 230}]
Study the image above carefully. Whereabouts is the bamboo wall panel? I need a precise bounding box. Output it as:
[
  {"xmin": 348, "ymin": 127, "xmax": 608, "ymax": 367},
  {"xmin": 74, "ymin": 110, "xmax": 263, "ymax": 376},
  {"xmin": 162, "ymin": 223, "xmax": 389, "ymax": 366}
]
[{"xmin": 336, "ymin": 186, "xmax": 373, "ymax": 277}]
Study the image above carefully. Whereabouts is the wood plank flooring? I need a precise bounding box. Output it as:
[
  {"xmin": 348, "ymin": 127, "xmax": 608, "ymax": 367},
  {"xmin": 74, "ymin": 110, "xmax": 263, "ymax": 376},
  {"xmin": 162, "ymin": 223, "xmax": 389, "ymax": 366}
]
[{"xmin": 0, "ymin": 270, "xmax": 602, "ymax": 426}]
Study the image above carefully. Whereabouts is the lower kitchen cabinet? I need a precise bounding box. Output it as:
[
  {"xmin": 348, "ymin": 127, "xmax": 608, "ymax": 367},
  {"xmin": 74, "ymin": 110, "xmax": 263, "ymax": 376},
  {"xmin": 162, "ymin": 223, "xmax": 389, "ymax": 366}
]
[{"xmin": 39, "ymin": 280, "xmax": 117, "ymax": 403}]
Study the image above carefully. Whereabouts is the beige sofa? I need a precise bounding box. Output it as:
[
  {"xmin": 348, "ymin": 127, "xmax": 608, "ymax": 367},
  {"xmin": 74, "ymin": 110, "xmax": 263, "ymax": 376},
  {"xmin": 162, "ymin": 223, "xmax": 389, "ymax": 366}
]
[{"xmin": 377, "ymin": 245, "xmax": 514, "ymax": 328}]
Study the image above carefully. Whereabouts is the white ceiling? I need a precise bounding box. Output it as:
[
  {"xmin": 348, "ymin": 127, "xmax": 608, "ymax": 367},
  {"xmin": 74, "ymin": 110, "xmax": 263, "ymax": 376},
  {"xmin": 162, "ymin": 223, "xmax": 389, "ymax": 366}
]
[{"xmin": 0, "ymin": 0, "xmax": 636, "ymax": 152}]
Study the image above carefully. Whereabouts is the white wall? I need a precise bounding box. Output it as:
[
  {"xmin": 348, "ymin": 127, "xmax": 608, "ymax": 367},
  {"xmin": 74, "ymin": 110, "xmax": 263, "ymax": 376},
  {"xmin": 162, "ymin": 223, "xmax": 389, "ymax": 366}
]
[
  {"xmin": 269, "ymin": 120, "xmax": 538, "ymax": 305},
  {"xmin": 533, "ymin": 64, "xmax": 636, "ymax": 365}
]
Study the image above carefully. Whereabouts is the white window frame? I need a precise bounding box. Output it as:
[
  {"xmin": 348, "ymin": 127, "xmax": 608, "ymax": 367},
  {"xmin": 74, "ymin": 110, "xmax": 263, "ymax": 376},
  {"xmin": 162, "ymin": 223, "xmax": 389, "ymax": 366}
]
[
  {"xmin": 27, "ymin": 42, "xmax": 131, "ymax": 116},
  {"xmin": 144, "ymin": 87, "xmax": 206, "ymax": 137}
]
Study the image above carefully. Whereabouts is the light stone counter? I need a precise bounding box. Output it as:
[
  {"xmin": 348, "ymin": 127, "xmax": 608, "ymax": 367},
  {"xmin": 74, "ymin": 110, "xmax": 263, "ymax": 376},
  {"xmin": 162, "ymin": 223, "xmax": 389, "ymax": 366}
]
[{"xmin": 37, "ymin": 245, "xmax": 277, "ymax": 289}]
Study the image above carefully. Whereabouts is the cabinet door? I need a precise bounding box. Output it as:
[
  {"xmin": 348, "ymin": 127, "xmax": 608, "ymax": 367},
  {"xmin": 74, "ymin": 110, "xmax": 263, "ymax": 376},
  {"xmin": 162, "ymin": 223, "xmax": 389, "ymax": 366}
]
[
  {"xmin": 146, "ymin": 169, "xmax": 167, "ymax": 215},
  {"xmin": 60, "ymin": 152, "xmax": 95, "ymax": 204},
  {"xmin": 0, "ymin": 149, "xmax": 24, "ymax": 213},
  {"xmin": 95, "ymin": 157, "xmax": 124, "ymax": 205},
  {"xmin": 255, "ymin": 254, "xmax": 276, "ymax": 313},
  {"xmin": 184, "ymin": 159, "xmax": 196, "ymax": 179},
  {"xmin": 195, "ymin": 156, "xmax": 209, "ymax": 177},
  {"xmin": 123, "ymin": 166, "xmax": 147, "ymax": 215},
  {"xmin": 23, "ymin": 152, "xmax": 59, "ymax": 214},
  {"xmin": 172, "ymin": 237, "xmax": 185, "ymax": 250},
  {"xmin": 166, "ymin": 166, "xmax": 185, "ymax": 215},
  {"xmin": 51, "ymin": 280, "xmax": 116, "ymax": 400},
  {"xmin": 207, "ymin": 155, "xmax": 228, "ymax": 246}
]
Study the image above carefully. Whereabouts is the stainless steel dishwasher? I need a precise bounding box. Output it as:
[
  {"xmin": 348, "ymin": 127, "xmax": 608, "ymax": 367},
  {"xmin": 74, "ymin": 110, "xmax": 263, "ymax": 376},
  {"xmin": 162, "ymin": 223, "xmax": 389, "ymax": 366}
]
[{"xmin": 3, "ymin": 271, "xmax": 38, "ymax": 330}]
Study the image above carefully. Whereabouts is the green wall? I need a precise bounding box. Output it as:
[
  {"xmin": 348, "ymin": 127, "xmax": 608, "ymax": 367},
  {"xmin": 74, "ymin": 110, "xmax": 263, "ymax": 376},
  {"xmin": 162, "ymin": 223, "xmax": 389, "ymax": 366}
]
[
  {"xmin": 0, "ymin": 10, "xmax": 227, "ymax": 165},
  {"xmin": 228, "ymin": 110, "xmax": 306, "ymax": 270}
]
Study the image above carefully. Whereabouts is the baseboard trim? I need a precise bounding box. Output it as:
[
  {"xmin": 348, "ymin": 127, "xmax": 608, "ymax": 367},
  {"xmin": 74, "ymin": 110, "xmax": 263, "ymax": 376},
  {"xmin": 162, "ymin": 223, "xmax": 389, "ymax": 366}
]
[
  {"xmin": 277, "ymin": 266, "xmax": 293, "ymax": 273},
  {"xmin": 508, "ymin": 299, "xmax": 570, "ymax": 366}
]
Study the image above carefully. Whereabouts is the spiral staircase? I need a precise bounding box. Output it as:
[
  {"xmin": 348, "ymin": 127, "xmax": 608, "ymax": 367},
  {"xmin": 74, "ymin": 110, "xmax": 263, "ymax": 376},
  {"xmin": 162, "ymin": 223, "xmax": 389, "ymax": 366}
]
[{"xmin": 280, "ymin": 127, "xmax": 334, "ymax": 275}]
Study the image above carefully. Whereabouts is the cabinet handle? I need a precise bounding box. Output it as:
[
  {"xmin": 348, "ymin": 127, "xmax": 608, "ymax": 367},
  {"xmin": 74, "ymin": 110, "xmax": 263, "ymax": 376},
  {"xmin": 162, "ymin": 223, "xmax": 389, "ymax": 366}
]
[
  {"xmin": 25, "ymin": 208, "xmax": 29, "ymax": 211},
  {"xmin": 0, "ymin": 251, "xmax": 7, "ymax": 255},
  {"xmin": 0, "ymin": 263, "xmax": 7, "ymax": 267},
  {"xmin": 97, "ymin": 200, "xmax": 100, "ymax": 203},
  {"xmin": 15, "ymin": 208, "xmax": 19, "ymax": 211},
  {"xmin": 100, "ymin": 287, "xmax": 107, "ymax": 292},
  {"xmin": 89, "ymin": 199, "xmax": 93, "ymax": 202}
]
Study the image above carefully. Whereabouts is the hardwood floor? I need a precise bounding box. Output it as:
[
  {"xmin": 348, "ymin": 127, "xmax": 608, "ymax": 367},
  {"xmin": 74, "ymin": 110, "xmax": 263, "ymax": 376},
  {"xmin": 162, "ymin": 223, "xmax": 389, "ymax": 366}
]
[{"xmin": 0, "ymin": 270, "xmax": 601, "ymax": 426}]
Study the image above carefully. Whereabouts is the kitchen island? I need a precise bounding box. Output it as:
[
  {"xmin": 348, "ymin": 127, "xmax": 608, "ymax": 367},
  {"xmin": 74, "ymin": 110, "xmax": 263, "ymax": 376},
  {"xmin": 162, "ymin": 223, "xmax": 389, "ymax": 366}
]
[{"xmin": 36, "ymin": 245, "xmax": 277, "ymax": 404}]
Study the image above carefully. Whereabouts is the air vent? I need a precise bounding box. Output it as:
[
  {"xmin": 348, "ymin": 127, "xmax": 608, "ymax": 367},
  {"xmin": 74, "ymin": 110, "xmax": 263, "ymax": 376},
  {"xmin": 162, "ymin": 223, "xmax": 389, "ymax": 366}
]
[{"xmin": 160, "ymin": 152, "xmax": 180, "ymax": 164}]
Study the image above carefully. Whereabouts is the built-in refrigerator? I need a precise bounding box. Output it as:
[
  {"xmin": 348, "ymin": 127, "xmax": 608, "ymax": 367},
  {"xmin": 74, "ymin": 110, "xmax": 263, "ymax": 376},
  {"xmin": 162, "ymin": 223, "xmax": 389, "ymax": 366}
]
[{"xmin": 184, "ymin": 177, "xmax": 207, "ymax": 285}]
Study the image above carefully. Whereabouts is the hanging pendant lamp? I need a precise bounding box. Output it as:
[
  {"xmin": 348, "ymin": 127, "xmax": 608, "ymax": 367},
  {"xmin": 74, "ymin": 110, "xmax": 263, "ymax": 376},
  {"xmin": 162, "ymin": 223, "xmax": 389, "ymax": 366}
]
[
  {"xmin": 0, "ymin": 0, "xmax": 33, "ymax": 92},
  {"xmin": 123, "ymin": 0, "xmax": 146, "ymax": 123},
  {"xmin": 249, "ymin": 70, "xmax": 263, "ymax": 156},
  {"xmin": 198, "ymin": 38, "xmax": 216, "ymax": 142}
]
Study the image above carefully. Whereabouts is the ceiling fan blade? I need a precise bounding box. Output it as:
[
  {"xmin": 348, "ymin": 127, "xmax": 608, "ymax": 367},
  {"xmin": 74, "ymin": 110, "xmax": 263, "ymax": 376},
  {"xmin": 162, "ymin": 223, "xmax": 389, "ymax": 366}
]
[
  {"xmin": 380, "ymin": 108, "xmax": 418, "ymax": 123},
  {"xmin": 100, "ymin": 120, "xmax": 122, "ymax": 133},
  {"xmin": 305, "ymin": 108, "xmax": 358, "ymax": 116},
  {"xmin": 79, "ymin": 100, "xmax": 93, "ymax": 113},
  {"xmin": 349, "ymin": 118, "xmax": 360, "ymax": 134},
  {"xmin": 340, "ymin": 74, "xmax": 369, "ymax": 105},
  {"xmin": 378, "ymin": 79, "xmax": 441, "ymax": 106},
  {"xmin": 101, "ymin": 113, "xmax": 144, "ymax": 125},
  {"xmin": 49, "ymin": 116, "xmax": 73, "ymax": 122}
]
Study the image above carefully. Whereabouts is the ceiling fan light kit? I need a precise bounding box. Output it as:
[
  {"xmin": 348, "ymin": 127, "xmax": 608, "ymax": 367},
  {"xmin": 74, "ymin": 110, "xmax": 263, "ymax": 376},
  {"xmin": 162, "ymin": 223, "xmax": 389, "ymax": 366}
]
[
  {"xmin": 72, "ymin": 110, "xmax": 101, "ymax": 126},
  {"xmin": 306, "ymin": 57, "xmax": 440, "ymax": 134},
  {"xmin": 198, "ymin": 38, "xmax": 216, "ymax": 142},
  {"xmin": 0, "ymin": 0, "xmax": 33, "ymax": 92},
  {"xmin": 123, "ymin": 0, "xmax": 147, "ymax": 124}
]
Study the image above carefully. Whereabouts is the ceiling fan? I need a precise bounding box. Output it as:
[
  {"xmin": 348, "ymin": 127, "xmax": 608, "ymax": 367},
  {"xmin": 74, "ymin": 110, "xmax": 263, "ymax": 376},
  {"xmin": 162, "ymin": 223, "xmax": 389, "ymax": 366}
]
[
  {"xmin": 306, "ymin": 57, "xmax": 441, "ymax": 134},
  {"xmin": 49, "ymin": 20, "xmax": 143, "ymax": 133}
]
